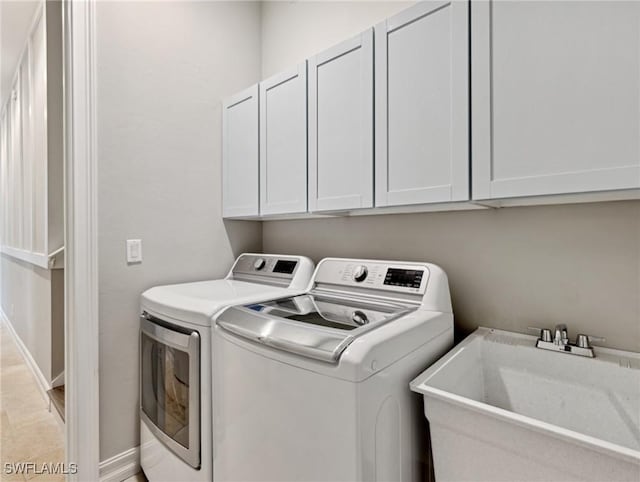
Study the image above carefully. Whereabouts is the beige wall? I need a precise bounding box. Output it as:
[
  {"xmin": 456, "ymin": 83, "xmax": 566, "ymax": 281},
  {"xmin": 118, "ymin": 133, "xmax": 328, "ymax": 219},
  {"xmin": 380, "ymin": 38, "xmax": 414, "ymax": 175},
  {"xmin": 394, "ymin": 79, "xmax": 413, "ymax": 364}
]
[
  {"xmin": 264, "ymin": 201, "xmax": 640, "ymax": 352},
  {"xmin": 95, "ymin": 1, "xmax": 263, "ymax": 461},
  {"xmin": 50, "ymin": 269, "xmax": 64, "ymax": 378},
  {"xmin": 45, "ymin": 0, "xmax": 64, "ymax": 253}
]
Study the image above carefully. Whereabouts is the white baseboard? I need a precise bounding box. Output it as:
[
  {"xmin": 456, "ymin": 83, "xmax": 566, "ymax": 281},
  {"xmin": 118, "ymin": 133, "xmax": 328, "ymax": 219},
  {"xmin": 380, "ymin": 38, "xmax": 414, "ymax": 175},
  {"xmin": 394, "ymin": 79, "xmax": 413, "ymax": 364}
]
[
  {"xmin": 99, "ymin": 446, "xmax": 140, "ymax": 482},
  {"xmin": 0, "ymin": 309, "xmax": 52, "ymax": 400}
]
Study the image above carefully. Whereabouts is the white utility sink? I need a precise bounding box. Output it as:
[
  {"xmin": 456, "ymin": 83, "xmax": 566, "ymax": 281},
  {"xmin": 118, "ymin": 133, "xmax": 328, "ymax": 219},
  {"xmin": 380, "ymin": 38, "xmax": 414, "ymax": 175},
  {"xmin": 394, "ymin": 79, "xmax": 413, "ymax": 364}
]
[{"xmin": 410, "ymin": 327, "xmax": 640, "ymax": 482}]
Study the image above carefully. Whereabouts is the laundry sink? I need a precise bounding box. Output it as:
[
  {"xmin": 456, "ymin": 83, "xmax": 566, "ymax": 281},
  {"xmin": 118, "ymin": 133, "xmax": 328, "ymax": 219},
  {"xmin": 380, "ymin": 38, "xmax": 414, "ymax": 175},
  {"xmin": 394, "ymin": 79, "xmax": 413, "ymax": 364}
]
[{"xmin": 410, "ymin": 327, "xmax": 640, "ymax": 482}]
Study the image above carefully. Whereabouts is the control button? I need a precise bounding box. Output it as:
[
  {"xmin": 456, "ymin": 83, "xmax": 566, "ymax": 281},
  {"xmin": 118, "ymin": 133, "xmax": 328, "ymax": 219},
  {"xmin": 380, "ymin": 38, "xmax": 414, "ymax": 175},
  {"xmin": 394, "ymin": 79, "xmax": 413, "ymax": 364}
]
[
  {"xmin": 353, "ymin": 265, "xmax": 368, "ymax": 282},
  {"xmin": 253, "ymin": 258, "xmax": 266, "ymax": 271}
]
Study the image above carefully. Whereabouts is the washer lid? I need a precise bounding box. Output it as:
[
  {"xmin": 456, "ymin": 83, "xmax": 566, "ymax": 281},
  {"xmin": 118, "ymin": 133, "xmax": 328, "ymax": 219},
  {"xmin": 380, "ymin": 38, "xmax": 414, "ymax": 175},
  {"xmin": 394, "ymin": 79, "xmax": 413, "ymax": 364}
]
[
  {"xmin": 141, "ymin": 279, "xmax": 293, "ymax": 326},
  {"xmin": 216, "ymin": 293, "xmax": 415, "ymax": 362}
]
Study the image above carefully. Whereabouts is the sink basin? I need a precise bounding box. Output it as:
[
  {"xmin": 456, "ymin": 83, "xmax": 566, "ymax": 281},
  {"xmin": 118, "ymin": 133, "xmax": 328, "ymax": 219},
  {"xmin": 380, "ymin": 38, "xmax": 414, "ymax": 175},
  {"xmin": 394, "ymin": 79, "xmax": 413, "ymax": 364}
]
[{"xmin": 410, "ymin": 327, "xmax": 640, "ymax": 482}]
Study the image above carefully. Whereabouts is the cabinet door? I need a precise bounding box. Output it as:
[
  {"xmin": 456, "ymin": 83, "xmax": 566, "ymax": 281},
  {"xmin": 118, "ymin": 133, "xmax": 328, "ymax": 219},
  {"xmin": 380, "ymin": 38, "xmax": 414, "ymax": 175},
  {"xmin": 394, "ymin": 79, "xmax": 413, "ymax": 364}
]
[
  {"xmin": 222, "ymin": 85, "xmax": 259, "ymax": 218},
  {"xmin": 308, "ymin": 30, "xmax": 373, "ymax": 212},
  {"xmin": 472, "ymin": 1, "xmax": 640, "ymax": 200},
  {"xmin": 375, "ymin": 1, "xmax": 469, "ymax": 207},
  {"xmin": 259, "ymin": 63, "xmax": 307, "ymax": 216}
]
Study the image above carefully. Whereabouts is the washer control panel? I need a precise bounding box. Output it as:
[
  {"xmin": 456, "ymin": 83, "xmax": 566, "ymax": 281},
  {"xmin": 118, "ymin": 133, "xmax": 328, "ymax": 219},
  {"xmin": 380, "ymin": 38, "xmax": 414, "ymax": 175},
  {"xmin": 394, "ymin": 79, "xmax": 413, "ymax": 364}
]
[
  {"xmin": 316, "ymin": 259, "xmax": 429, "ymax": 295},
  {"xmin": 384, "ymin": 268, "xmax": 423, "ymax": 289}
]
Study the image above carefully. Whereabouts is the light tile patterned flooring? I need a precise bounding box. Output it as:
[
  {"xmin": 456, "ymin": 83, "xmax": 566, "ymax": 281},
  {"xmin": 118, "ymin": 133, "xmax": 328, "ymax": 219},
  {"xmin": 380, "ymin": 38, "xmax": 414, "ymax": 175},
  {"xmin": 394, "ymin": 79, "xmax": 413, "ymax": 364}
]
[{"xmin": 0, "ymin": 320, "xmax": 64, "ymax": 481}]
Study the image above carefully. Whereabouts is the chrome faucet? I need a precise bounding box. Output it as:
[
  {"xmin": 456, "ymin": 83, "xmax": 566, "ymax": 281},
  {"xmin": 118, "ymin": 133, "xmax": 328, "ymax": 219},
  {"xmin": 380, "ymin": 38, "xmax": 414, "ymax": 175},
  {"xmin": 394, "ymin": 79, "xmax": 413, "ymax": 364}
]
[
  {"xmin": 528, "ymin": 325, "xmax": 605, "ymax": 358},
  {"xmin": 553, "ymin": 323, "xmax": 569, "ymax": 346}
]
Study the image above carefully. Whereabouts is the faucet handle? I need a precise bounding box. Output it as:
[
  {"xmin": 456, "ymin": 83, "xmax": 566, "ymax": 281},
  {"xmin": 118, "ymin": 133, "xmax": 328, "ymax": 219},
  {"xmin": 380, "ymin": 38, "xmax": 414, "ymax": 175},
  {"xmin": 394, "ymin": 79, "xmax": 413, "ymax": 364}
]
[
  {"xmin": 576, "ymin": 334, "xmax": 606, "ymax": 348},
  {"xmin": 527, "ymin": 326, "xmax": 553, "ymax": 342}
]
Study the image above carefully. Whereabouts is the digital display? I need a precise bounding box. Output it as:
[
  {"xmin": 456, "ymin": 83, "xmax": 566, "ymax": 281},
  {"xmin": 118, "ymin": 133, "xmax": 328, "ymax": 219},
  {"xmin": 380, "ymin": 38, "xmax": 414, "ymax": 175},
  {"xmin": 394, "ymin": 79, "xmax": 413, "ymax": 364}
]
[
  {"xmin": 384, "ymin": 268, "xmax": 423, "ymax": 289},
  {"xmin": 273, "ymin": 260, "xmax": 297, "ymax": 274}
]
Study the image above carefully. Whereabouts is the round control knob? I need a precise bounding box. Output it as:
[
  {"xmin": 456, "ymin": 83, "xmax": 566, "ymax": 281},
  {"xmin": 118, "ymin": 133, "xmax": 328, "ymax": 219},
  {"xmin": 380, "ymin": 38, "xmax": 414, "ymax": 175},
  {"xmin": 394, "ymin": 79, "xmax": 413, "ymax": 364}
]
[
  {"xmin": 253, "ymin": 258, "xmax": 266, "ymax": 271},
  {"xmin": 353, "ymin": 265, "xmax": 368, "ymax": 282}
]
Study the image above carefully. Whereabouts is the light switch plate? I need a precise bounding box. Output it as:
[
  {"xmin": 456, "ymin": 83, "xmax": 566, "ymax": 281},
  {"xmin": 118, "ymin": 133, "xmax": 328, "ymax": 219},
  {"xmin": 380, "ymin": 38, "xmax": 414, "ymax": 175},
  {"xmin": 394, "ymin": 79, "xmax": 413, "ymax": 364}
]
[{"xmin": 126, "ymin": 239, "xmax": 142, "ymax": 263}]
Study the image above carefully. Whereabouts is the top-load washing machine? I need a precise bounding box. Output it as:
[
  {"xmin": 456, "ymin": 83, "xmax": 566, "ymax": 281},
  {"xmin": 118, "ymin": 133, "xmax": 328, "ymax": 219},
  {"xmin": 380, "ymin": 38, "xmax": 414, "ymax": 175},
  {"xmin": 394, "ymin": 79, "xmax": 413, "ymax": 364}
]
[
  {"xmin": 213, "ymin": 257, "xmax": 454, "ymax": 482},
  {"xmin": 139, "ymin": 253, "xmax": 314, "ymax": 482}
]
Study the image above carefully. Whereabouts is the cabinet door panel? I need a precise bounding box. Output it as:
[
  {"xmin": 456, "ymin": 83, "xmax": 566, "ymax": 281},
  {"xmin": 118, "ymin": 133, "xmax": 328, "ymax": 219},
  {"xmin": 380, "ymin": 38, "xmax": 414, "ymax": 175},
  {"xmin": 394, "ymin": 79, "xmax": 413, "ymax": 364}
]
[
  {"xmin": 222, "ymin": 85, "xmax": 259, "ymax": 218},
  {"xmin": 309, "ymin": 30, "xmax": 373, "ymax": 212},
  {"xmin": 376, "ymin": 1, "xmax": 469, "ymax": 207},
  {"xmin": 472, "ymin": 0, "xmax": 640, "ymax": 200},
  {"xmin": 259, "ymin": 63, "xmax": 307, "ymax": 215}
]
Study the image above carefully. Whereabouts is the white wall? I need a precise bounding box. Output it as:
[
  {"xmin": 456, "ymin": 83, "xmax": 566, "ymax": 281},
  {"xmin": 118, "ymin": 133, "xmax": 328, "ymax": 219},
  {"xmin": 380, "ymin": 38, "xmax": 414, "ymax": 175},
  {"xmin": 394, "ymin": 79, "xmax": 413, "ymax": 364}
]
[
  {"xmin": 0, "ymin": 254, "xmax": 64, "ymax": 381},
  {"xmin": 1, "ymin": 255, "xmax": 51, "ymax": 375},
  {"xmin": 260, "ymin": 1, "xmax": 640, "ymax": 352},
  {"xmin": 95, "ymin": 1, "xmax": 263, "ymax": 461},
  {"xmin": 0, "ymin": 0, "xmax": 39, "ymax": 107},
  {"xmin": 0, "ymin": 0, "xmax": 64, "ymax": 387}
]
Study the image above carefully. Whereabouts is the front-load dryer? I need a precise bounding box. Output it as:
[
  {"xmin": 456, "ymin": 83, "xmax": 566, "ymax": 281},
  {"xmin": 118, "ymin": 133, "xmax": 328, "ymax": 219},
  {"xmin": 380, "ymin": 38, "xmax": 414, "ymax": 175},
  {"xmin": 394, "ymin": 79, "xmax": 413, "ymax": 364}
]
[
  {"xmin": 139, "ymin": 253, "xmax": 314, "ymax": 482},
  {"xmin": 213, "ymin": 257, "xmax": 454, "ymax": 482}
]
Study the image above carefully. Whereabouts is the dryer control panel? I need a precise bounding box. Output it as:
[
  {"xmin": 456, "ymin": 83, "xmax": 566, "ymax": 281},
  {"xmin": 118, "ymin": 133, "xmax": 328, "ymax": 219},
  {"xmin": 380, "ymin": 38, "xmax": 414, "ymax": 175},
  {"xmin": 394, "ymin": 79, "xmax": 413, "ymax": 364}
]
[
  {"xmin": 229, "ymin": 254, "xmax": 315, "ymax": 290},
  {"xmin": 233, "ymin": 255, "xmax": 298, "ymax": 278},
  {"xmin": 314, "ymin": 259, "xmax": 430, "ymax": 296}
]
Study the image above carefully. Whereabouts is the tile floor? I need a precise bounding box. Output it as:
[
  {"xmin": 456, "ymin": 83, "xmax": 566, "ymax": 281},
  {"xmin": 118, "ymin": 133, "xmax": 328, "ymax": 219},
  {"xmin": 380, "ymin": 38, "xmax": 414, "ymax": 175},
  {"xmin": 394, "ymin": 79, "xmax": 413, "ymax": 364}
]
[{"xmin": 1, "ymin": 320, "xmax": 64, "ymax": 481}]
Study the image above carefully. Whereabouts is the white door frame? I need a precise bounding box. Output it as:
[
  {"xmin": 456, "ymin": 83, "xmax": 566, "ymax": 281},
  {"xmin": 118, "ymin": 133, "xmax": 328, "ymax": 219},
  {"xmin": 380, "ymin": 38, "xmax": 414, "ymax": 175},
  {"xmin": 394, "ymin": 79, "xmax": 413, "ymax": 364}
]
[{"xmin": 62, "ymin": 0, "xmax": 100, "ymax": 480}]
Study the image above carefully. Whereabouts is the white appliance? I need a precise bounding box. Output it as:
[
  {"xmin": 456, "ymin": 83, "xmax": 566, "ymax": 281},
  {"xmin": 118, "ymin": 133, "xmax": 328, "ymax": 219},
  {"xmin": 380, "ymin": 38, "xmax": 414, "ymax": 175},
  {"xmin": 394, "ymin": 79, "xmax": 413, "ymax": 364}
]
[
  {"xmin": 213, "ymin": 257, "xmax": 454, "ymax": 482},
  {"xmin": 139, "ymin": 253, "xmax": 314, "ymax": 482}
]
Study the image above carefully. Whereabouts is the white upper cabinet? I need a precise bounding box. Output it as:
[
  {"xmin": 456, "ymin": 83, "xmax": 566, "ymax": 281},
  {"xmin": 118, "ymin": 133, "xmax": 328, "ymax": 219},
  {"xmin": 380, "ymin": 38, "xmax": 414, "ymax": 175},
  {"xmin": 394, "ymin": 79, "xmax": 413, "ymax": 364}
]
[
  {"xmin": 375, "ymin": 1, "xmax": 469, "ymax": 207},
  {"xmin": 308, "ymin": 29, "xmax": 374, "ymax": 212},
  {"xmin": 222, "ymin": 84, "xmax": 259, "ymax": 218},
  {"xmin": 259, "ymin": 63, "xmax": 308, "ymax": 216},
  {"xmin": 472, "ymin": 0, "xmax": 640, "ymax": 200}
]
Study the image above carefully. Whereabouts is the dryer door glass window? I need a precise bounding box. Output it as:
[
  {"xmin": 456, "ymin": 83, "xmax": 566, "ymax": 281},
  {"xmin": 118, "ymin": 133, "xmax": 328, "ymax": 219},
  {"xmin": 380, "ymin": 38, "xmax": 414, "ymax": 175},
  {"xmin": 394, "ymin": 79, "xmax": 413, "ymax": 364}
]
[{"xmin": 141, "ymin": 333, "xmax": 190, "ymax": 447}]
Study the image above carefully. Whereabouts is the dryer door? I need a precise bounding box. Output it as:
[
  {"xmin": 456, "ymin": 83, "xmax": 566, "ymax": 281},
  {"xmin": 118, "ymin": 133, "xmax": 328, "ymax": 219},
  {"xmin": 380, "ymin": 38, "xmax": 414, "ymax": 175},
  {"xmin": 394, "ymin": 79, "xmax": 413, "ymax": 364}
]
[{"xmin": 140, "ymin": 314, "xmax": 200, "ymax": 469}]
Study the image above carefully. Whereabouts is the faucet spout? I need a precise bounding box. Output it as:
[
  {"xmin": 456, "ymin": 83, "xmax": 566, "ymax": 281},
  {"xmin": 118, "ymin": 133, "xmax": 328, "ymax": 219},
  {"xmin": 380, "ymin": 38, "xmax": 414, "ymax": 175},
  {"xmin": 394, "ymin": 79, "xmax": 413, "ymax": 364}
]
[{"xmin": 554, "ymin": 323, "xmax": 568, "ymax": 346}]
